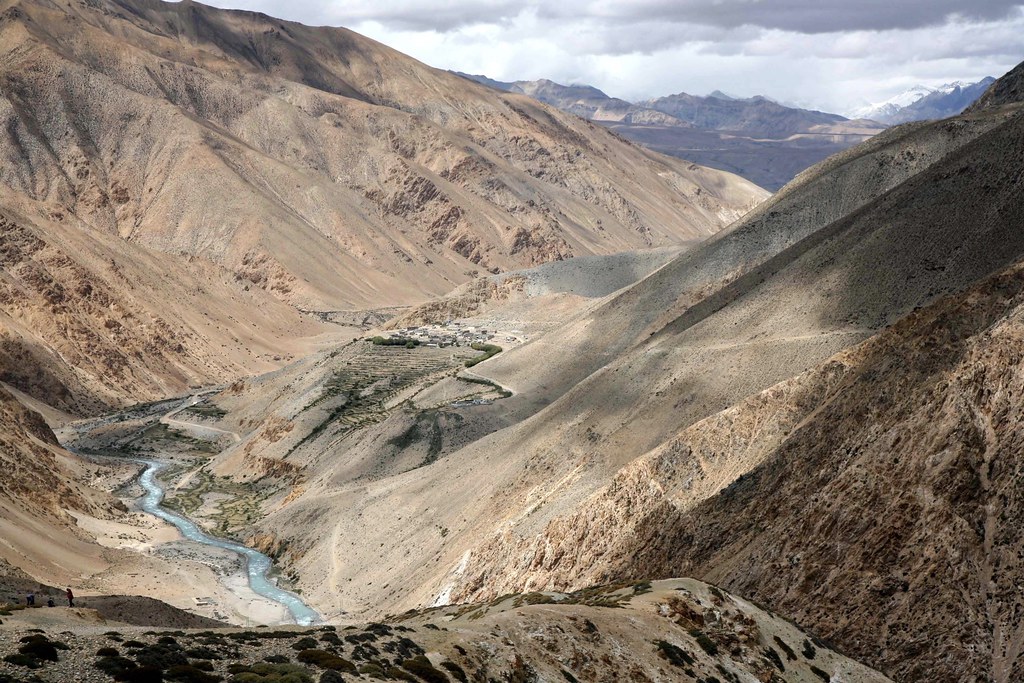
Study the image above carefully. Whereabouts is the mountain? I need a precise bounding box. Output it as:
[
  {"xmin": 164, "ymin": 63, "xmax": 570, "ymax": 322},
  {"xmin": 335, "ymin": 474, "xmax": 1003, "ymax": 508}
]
[
  {"xmin": 458, "ymin": 73, "xmax": 884, "ymax": 190},
  {"xmin": 145, "ymin": 62, "xmax": 1024, "ymax": 682},
  {"xmin": 0, "ymin": 0, "xmax": 765, "ymax": 415},
  {"xmin": 4, "ymin": 1, "xmax": 1024, "ymax": 680},
  {"xmin": 640, "ymin": 91, "xmax": 846, "ymax": 137},
  {"xmin": 853, "ymin": 78, "xmax": 995, "ymax": 124}
]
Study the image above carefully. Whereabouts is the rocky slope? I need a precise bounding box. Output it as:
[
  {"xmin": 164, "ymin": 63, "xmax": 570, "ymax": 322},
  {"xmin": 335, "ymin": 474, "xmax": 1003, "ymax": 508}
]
[
  {"xmin": 460, "ymin": 73, "xmax": 884, "ymax": 190},
  {"xmin": 0, "ymin": 203, "xmax": 329, "ymax": 415},
  {"xmin": 0, "ymin": 579, "xmax": 892, "ymax": 683},
  {"xmin": 0, "ymin": 0, "xmax": 764, "ymax": 314}
]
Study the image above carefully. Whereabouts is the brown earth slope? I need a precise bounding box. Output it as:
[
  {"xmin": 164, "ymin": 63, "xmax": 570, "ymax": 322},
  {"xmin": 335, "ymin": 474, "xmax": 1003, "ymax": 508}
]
[{"xmin": 0, "ymin": 0, "xmax": 765, "ymax": 312}]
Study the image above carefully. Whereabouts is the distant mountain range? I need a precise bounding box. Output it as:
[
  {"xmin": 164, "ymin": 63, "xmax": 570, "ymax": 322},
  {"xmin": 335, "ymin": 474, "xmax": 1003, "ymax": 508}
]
[
  {"xmin": 458, "ymin": 73, "xmax": 994, "ymax": 191},
  {"xmin": 852, "ymin": 78, "xmax": 995, "ymax": 124},
  {"xmin": 456, "ymin": 73, "xmax": 884, "ymax": 190}
]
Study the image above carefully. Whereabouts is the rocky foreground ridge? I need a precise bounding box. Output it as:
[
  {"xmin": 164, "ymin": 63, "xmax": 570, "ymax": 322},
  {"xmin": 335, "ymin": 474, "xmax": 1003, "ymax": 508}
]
[{"xmin": 0, "ymin": 579, "xmax": 890, "ymax": 683}]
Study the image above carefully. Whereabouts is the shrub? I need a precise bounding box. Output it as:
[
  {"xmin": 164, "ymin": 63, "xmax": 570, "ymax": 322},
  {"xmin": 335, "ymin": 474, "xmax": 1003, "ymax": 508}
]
[
  {"xmin": 192, "ymin": 661, "xmax": 215, "ymax": 672},
  {"xmin": 763, "ymin": 647, "xmax": 785, "ymax": 672},
  {"xmin": 319, "ymin": 632, "xmax": 342, "ymax": 646},
  {"xmin": 96, "ymin": 655, "xmax": 138, "ymax": 676},
  {"xmin": 264, "ymin": 655, "xmax": 290, "ymax": 664},
  {"xmin": 689, "ymin": 629, "xmax": 718, "ymax": 656},
  {"xmin": 98, "ymin": 647, "xmax": 122, "ymax": 657},
  {"xmin": 135, "ymin": 643, "xmax": 188, "ymax": 670},
  {"xmin": 773, "ymin": 636, "xmax": 797, "ymax": 661},
  {"xmin": 802, "ymin": 639, "xmax": 817, "ymax": 659},
  {"xmin": 440, "ymin": 661, "xmax": 467, "ymax": 682},
  {"xmin": 464, "ymin": 343, "xmax": 502, "ymax": 367},
  {"xmin": 233, "ymin": 663, "xmax": 313, "ymax": 683},
  {"xmin": 295, "ymin": 649, "xmax": 357, "ymax": 673},
  {"xmin": 401, "ymin": 655, "xmax": 450, "ymax": 683},
  {"xmin": 318, "ymin": 671, "xmax": 345, "ymax": 683},
  {"xmin": 385, "ymin": 669, "xmax": 418, "ymax": 682},
  {"xmin": 164, "ymin": 664, "xmax": 222, "ymax": 683},
  {"xmin": 186, "ymin": 647, "xmax": 221, "ymax": 660},
  {"xmin": 358, "ymin": 663, "xmax": 386, "ymax": 678},
  {"xmin": 117, "ymin": 667, "xmax": 165, "ymax": 683},
  {"xmin": 18, "ymin": 637, "xmax": 60, "ymax": 661},
  {"xmin": 291, "ymin": 637, "xmax": 319, "ymax": 650},
  {"xmin": 3, "ymin": 653, "xmax": 40, "ymax": 668},
  {"xmin": 371, "ymin": 336, "xmax": 419, "ymax": 347},
  {"xmin": 655, "ymin": 640, "xmax": 694, "ymax": 667},
  {"xmin": 810, "ymin": 665, "xmax": 831, "ymax": 681}
]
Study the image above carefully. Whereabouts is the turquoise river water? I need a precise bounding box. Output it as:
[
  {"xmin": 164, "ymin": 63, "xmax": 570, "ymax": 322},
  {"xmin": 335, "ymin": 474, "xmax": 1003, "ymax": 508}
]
[{"xmin": 137, "ymin": 460, "xmax": 320, "ymax": 625}]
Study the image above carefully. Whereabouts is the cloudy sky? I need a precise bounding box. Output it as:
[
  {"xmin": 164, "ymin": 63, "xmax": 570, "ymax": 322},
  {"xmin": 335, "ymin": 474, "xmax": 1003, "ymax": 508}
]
[{"xmin": 197, "ymin": 0, "xmax": 1024, "ymax": 114}]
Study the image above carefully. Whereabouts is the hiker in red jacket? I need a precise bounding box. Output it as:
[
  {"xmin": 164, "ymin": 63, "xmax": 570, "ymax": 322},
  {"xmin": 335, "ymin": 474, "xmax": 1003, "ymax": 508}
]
[{"xmin": 66, "ymin": 587, "xmax": 74, "ymax": 608}]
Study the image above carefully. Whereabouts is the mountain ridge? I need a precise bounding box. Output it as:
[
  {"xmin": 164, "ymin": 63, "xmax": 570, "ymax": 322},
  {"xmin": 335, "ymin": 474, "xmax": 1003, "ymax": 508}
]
[{"xmin": 457, "ymin": 71, "xmax": 886, "ymax": 190}]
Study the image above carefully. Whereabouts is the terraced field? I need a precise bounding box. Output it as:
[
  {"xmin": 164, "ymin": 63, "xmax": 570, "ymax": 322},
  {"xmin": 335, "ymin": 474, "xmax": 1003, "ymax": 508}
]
[{"xmin": 286, "ymin": 343, "xmax": 490, "ymax": 457}]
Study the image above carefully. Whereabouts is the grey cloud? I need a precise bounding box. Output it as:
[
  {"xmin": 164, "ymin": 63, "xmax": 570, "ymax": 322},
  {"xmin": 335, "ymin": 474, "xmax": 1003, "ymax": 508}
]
[
  {"xmin": 541, "ymin": 0, "xmax": 1023, "ymax": 34},
  {"xmin": 224, "ymin": 0, "xmax": 1024, "ymax": 35}
]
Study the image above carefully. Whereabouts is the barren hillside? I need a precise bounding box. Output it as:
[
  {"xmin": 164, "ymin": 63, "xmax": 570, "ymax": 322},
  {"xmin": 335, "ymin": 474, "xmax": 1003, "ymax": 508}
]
[{"xmin": 0, "ymin": 0, "xmax": 765, "ymax": 312}]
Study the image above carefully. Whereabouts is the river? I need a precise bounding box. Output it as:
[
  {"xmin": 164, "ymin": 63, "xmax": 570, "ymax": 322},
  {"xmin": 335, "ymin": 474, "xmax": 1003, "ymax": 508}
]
[{"xmin": 137, "ymin": 460, "xmax": 320, "ymax": 625}]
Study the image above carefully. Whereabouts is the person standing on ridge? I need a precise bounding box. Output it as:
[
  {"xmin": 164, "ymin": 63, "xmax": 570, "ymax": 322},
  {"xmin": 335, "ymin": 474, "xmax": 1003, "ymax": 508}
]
[{"xmin": 65, "ymin": 587, "xmax": 74, "ymax": 607}]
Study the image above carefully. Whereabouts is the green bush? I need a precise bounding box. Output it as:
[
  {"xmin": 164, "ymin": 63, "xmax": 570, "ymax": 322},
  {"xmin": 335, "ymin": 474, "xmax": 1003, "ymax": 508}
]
[
  {"xmin": 689, "ymin": 629, "xmax": 718, "ymax": 656},
  {"xmin": 802, "ymin": 638, "xmax": 817, "ymax": 659},
  {"xmin": 371, "ymin": 336, "xmax": 420, "ymax": 347},
  {"xmin": 440, "ymin": 661, "xmax": 467, "ymax": 682},
  {"xmin": 18, "ymin": 636, "xmax": 60, "ymax": 662},
  {"xmin": 773, "ymin": 636, "xmax": 797, "ymax": 661},
  {"xmin": 231, "ymin": 663, "xmax": 312, "ymax": 683},
  {"xmin": 318, "ymin": 632, "xmax": 342, "ymax": 646},
  {"xmin": 290, "ymin": 637, "xmax": 319, "ymax": 650},
  {"xmin": 3, "ymin": 653, "xmax": 40, "ymax": 668},
  {"xmin": 464, "ymin": 343, "xmax": 502, "ymax": 367},
  {"xmin": 295, "ymin": 649, "xmax": 356, "ymax": 673},
  {"xmin": 164, "ymin": 664, "xmax": 222, "ymax": 683},
  {"xmin": 98, "ymin": 647, "xmax": 122, "ymax": 657},
  {"xmin": 401, "ymin": 655, "xmax": 450, "ymax": 683},
  {"xmin": 134, "ymin": 643, "xmax": 188, "ymax": 670},
  {"xmin": 358, "ymin": 663, "xmax": 386, "ymax": 678},
  {"xmin": 763, "ymin": 647, "xmax": 785, "ymax": 672},
  {"xmin": 810, "ymin": 665, "xmax": 831, "ymax": 681},
  {"xmin": 96, "ymin": 655, "xmax": 138, "ymax": 676},
  {"xmin": 116, "ymin": 666, "xmax": 164, "ymax": 683},
  {"xmin": 655, "ymin": 640, "xmax": 694, "ymax": 667}
]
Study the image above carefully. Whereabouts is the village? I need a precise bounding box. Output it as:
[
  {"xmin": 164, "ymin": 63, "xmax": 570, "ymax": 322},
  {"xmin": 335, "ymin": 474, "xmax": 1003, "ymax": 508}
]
[{"xmin": 381, "ymin": 320, "xmax": 527, "ymax": 348}]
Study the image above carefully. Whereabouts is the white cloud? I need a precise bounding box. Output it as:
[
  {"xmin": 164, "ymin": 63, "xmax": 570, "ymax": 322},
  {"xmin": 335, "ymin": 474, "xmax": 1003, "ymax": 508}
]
[{"xmin": 190, "ymin": 0, "xmax": 1024, "ymax": 113}]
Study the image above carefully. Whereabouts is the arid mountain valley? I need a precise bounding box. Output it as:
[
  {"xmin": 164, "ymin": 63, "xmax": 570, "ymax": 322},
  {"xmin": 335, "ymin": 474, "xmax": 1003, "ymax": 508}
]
[{"xmin": 1, "ymin": 1, "xmax": 1023, "ymax": 682}]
